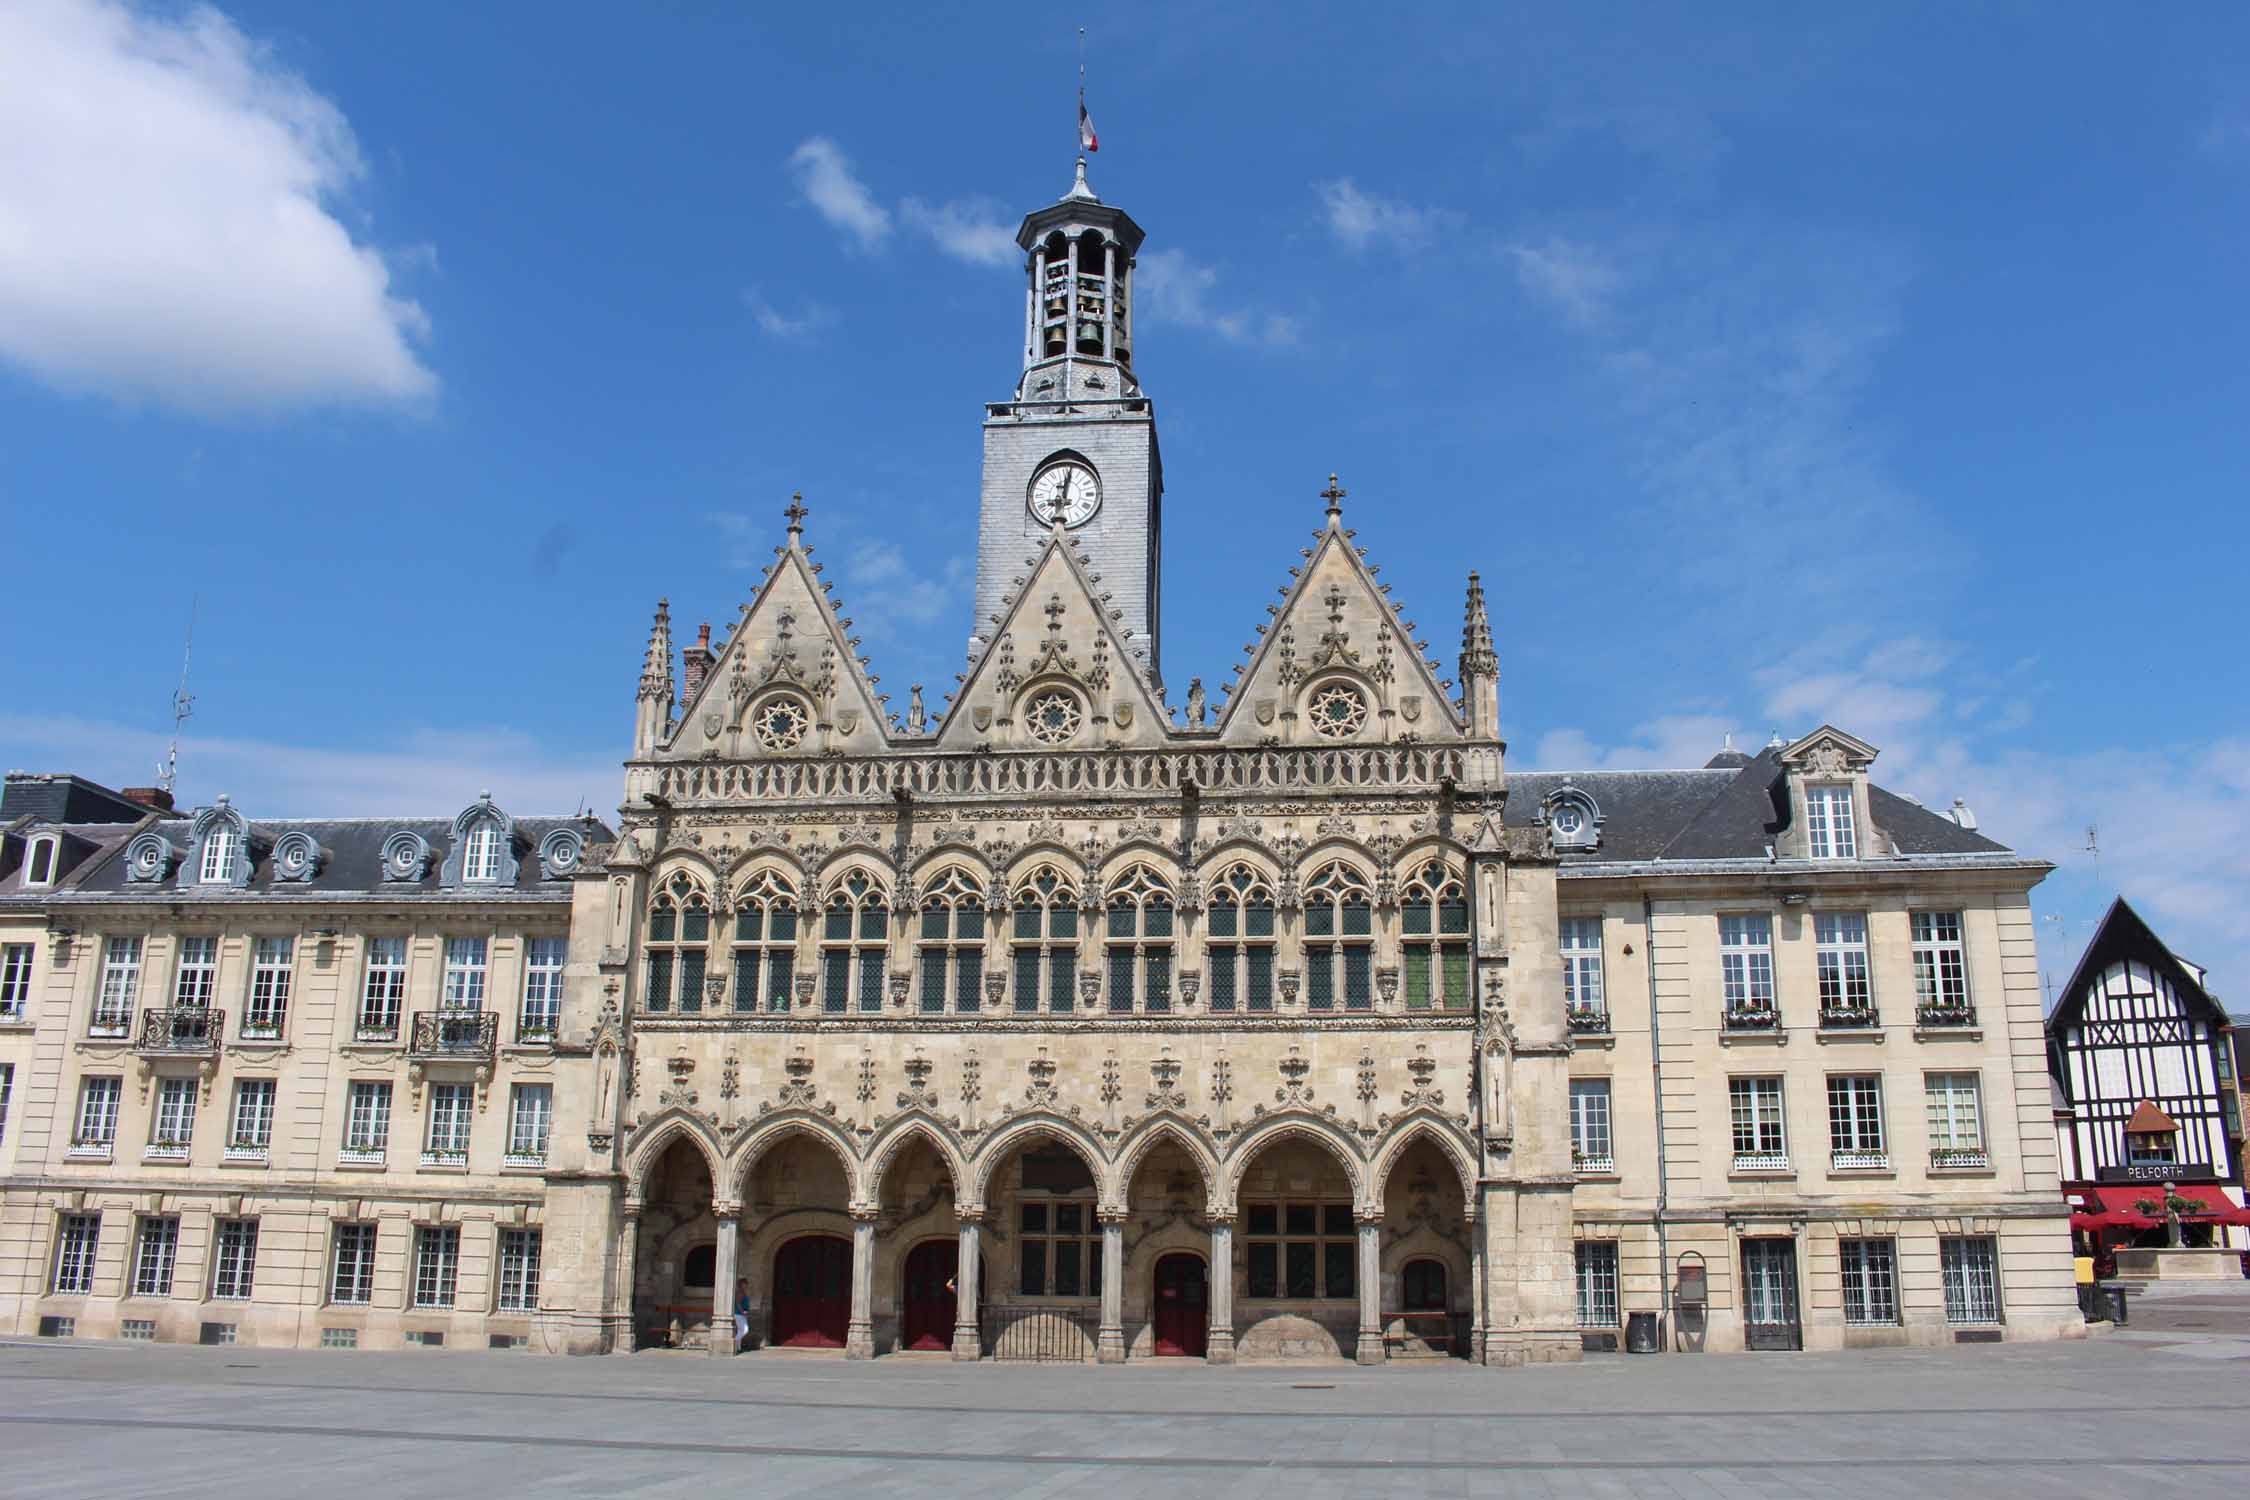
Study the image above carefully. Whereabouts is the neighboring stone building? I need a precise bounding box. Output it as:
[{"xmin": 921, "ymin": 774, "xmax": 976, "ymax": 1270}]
[{"xmin": 0, "ymin": 154, "xmax": 2085, "ymax": 1362}]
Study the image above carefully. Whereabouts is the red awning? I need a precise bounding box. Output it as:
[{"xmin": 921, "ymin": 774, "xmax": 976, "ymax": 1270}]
[
  {"xmin": 2088, "ymin": 1182, "xmax": 2250, "ymax": 1226},
  {"xmin": 2071, "ymin": 1210, "xmax": 2156, "ymax": 1231},
  {"xmin": 2172, "ymin": 1183, "xmax": 2250, "ymax": 1226}
]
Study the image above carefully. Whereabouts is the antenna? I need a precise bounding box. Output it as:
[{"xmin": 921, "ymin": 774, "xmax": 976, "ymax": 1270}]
[
  {"xmin": 2083, "ymin": 823, "xmax": 2101, "ymax": 892},
  {"xmin": 157, "ymin": 596, "xmax": 197, "ymax": 796}
]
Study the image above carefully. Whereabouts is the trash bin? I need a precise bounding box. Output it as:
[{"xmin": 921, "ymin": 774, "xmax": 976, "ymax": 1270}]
[
  {"xmin": 2098, "ymin": 1284, "xmax": 2128, "ymax": 1326},
  {"xmin": 1625, "ymin": 1310, "xmax": 1661, "ymax": 1353}
]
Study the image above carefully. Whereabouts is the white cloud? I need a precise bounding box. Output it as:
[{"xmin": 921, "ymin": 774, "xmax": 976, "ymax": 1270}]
[
  {"xmin": 787, "ymin": 136, "xmax": 891, "ymax": 251},
  {"xmin": 1135, "ymin": 248, "xmax": 1298, "ymax": 348},
  {"xmin": 1505, "ymin": 237, "xmax": 1621, "ymax": 327},
  {"xmin": 842, "ymin": 542, "xmax": 970, "ymax": 632},
  {"xmin": 1533, "ymin": 713, "xmax": 1739, "ymax": 772},
  {"xmin": 0, "ymin": 714, "xmax": 616, "ymax": 819},
  {"xmin": 742, "ymin": 288, "xmax": 833, "ymax": 341},
  {"xmin": 899, "ymin": 197, "xmax": 1018, "ymax": 268},
  {"xmin": 1317, "ymin": 179, "xmax": 1453, "ymax": 254},
  {"xmin": 0, "ymin": 0, "xmax": 436, "ymax": 413}
]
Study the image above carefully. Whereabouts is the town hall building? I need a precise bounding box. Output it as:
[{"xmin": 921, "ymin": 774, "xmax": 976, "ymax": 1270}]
[{"xmin": 0, "ymin": 154, "xmax": 2082, "ymax": 1363}]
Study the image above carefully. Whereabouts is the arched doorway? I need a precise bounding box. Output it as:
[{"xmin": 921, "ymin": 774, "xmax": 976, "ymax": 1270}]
[
  {"xmin": 1152, "ymin": 1253, "xmax": 1208, "ymax": 1357},
  {"xmin": 1402, "ymin": 1258, "xmax": 1447, "ymax": 1313},
  {"xmin": 772, "ymin": 1235, "xmax": 851, "ymax": 1348},
  {"xmin": 900, "ymin": 1240, "xmax": 958, "ymax": 1351}
]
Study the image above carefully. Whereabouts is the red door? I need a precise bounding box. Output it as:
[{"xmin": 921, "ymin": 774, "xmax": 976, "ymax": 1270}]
[
  {"xmin": 1152, "ymin": 1253, "xmax": 1208, "ymax": 1357},
  {"xmin": 900, "ymin": 1240, "xmax": 958, "ymax": 1351},
  {"xmin": 771, "ymin": 1235, "xmax": 851, "ymax": 1348}
]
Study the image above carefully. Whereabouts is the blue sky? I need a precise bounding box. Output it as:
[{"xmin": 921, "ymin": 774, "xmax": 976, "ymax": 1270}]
[{"xmin": 1, "ymin": 1, "xmax": 2246, "ymax": 1000}]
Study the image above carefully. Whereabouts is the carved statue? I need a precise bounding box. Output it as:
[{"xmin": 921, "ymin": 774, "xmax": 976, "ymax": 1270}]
[
  {"xmin": 1186, "ymin": 677, "xmax": 1206, "ymax": 727},
  {"xmin": 906, "ymin": 684, "xmax": 927, "ymax": 734}
]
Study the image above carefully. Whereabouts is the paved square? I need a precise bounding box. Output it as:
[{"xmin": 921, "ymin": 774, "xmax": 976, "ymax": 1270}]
[{"xmin": 2, "ymin": 1324, "xmax": 2244, "ymax": 1498}]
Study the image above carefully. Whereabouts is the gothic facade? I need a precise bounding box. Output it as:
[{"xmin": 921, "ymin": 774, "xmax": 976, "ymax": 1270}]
[{"xmin": 0, "ymin": 159, "xmax": 2082, "ymax": 1362}]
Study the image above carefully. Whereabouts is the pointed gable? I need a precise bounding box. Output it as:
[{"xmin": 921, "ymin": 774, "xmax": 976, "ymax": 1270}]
[
  {"xmin": 1215, "ymin": 491, "xmax": 1465, "ymax": 747},
  {"xmin": 933, "ymin": 526, "xmax": 1172, "ymax": 751},
  {"xmin": 2048, "ymin": 897, "xmax": 2226, "ymax": 1033},
  {"xmin": 658, "ymin": 508, "xmax": 894, "ymax": 762}
]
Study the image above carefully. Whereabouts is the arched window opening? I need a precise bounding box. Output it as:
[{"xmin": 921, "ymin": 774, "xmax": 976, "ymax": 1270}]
[
  {"xmin": 1401, "ymin": 861, "xmax": 1471, "ymax": 1010},
  {"xmin": 1011, "ymin": 866, "xmax": 1079, "ymax": 1014},
  {"xmin": 644, "ymin": 873, "xmax": 711, "ymax": 1014},
  {"xmin": 1104, "ymin": 865, "xmax": 1173, "ymax": 1014},
  {"xmin": 1206, "ymin": 863, "xmax": 1276, "ymax": 1014},
  {"xmin": 821, "ymin": 871, "xmax": 889, "ymax": 1014},
  {"xmin": 1074, "ymin": 232, "xmax": 1110, "ymax": 355},
  {"xmin": 1402, "ymin": 1258, "xmax": 1448, "ymax": 1312},
  {"xmin": 199, "ymin": 824, "xmax": 240, "ymax": 885},
  {"xmin": 682, "ymin": 1242, "xmax": 717, "ymax": 1291},
  {"xmin": 25, "ymin": 834, "xmax": 58, "ymax": 887},
  {"xmin": 918, "ymin": 867, "xmax": 986, "ymax": 1014},
  {"xmin": 1040, "ymin": 232, "xmax": 1071, "ymax": 359},
  {"xmin": 1304, "ymin": 863, "xmax": 1374, "ymax": 1013},
  {"xmin": 462, "ymin": 823, "xmax": 502, "ymax": 884},
  {"xmin": 730, "ymin": 870, "xmax": 800, "ymax": 1013}
]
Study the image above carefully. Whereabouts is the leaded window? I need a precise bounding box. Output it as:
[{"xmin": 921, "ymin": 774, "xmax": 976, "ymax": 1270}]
[
  {"xmin": 519, "ymin": 936, "xmax": 566, "ymax": 1040},
  {"xmin": 359, "ymin": 935, "xmax": 407, "ymax": 1039},
  {"xmin": 74, "ymin": 1075, "xmax": 120, "ymax": 1149},
  {"xmin": 1826, "ymin": 1074, "xmax": 1886, "ymax": 1167},
  {"xmin": 93, "ymin": 936, "xmax": 141, "ymax": 1035},
  {"xmin": 1104, "ymin": 865, "xmax": 1174, "ymax": 1014},
  {"xmin": 1245, "ymin": 1201, "xmax": 1356, "ymax": 1300},
  {"xmin": 1575, "ymin": 1240, "xmax": 1619, "ymax": 1327},
  {"xmin": 173, "ymin": 935, "xmax": 217, "ymax": 1008},
  {"xmin": 243, "ymin": 936, "xmax": 292, "ymax": 1038},
  {"xmin": 1303, "ymin": 862, "xmax": 1373, "ymax": 1013},
  {"xmin": 1805, "ymin": 784, "xmax": 1856, "ymax": 859},
  {"xmin": 1729, "ymin": 1076, "xmax": 1787, "ymax": 1169},
  {"xmin": 1569, "ymin": 1078, "xmax": 1613, "ymax": 1171},
  {"xmin": 151, "ymin": 1076, "xmax": 197, "ymax": 1155},
  {"xmin": 1912, "ymin": 911, "xmax": 1972, "ymax": 1018},
  {"xmin": 1401, "ymin": 861, "xmax": 1470, "ymax": 1010},
  {"xmin": 1559, "ymin": 917, "xmax": 1605, "ymax": 1026},
  {"xmin": 53, "ymin": 1213, "xmax": 100, "ymax": 1294},
  {"xmin": 820, "ymin": 870, "xmax": 889, "ymax": 1014},
  {"xmin": 644, "ymin": 873, "xmax": 711, "ymax": 1013},
  {"xmin": 1840, "ymin": 1238, "xmax": 1898, "ymax": 1325},
  {"xmin": 1017, "ymin": 1199, "xmax": 1101, "ymax": 1297},
  {"xmin": 211, "ymin": 1219, "xmax": 258, "ymax": 1301},
  {"xmin": 1719, "ymin": 913, "xmax": 1776, "ymax": 1021},
  {"xmin": 442, "ymin": 936, "xmax": 489, "ymax": 1010},
  {"xmin": 1941, "ymin": 1236, "xmax": 2001, "ymax": 1324},
  {"xmin": 1011, "ymin": 866, "xmax": 1078, "ymax": 1014},
  {"xmin": 330, "ymin": 1223, "xmax": 377, "ymax": 1305},
  {"xmin": 730, "ymin": 869, "xmax": 800, "ymax": 1013},
  {"xmin": 1205, "ymin": 863, "xmax": 1275, "ymax": 1014},
  {"xmin": 1815, "ymin": 912, "xmax": 1873, "ymax": 1019},
  {"xmin": 132, "ymin": 1216, "xmax": 179, "ymax": 1297},
  {"xmin": 414, "ymin": 1225, "xmax": 460, "ymax": 1308},
  {"xmin": 497, "ymin": 1227, "xmax": 542, "ymax": 1312},
  {"xmin": 917, "ymin": 867, "xmax": 987, "ymax": 1014}
]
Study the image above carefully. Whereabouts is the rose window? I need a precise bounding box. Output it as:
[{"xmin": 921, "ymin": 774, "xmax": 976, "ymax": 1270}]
[
  {"xmin": 1309, "ymin": 683, "xmax": 1367, "ymax": 738},
  {"xmin": 1024, "ymin": 689, "xmax": 1083, "ymax": 744},
  {"xmin": 753, "ymin": 696, "xmax": 811, "ymax": 750}
]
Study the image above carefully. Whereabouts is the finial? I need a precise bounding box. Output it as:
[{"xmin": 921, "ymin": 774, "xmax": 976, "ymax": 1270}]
[
  {"xmin": 1459, "ymin": 570, "xmax": 1497, "ymax": 679},
  {"xmin": 784, "ymin": 492, "xmax": 808, "ymax": 541},
  {"xmin": 1067, "ymin": 155, "xmax": 1099, "ymax": 202},
  {"xmin": 1321, "ymin": 473, "xmax": 1347, "ymax": 523}
]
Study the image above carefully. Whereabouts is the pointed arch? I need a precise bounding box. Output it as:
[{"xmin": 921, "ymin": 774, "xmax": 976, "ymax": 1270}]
[
  {"xmin": 1108, "ymin": 1114, "xmax": 1220, "ymax": 1216},
  {"xmin": 1096, "ymin": 843, "xmax": 1182, "ymax": 886},
  {"xmin": 729, "ymin": 1112, "xmax": 863, "ymax": 1207},
  {"xmin": 625, "ymin": 1112, "xmax": 726, "ymax": 1199},
  {"xmin": 1369, "ymin": 1115, "xmax": 1479, "ymax": 1219},
  {"xmin": 907, "ymin": 843, "xmax": 996, "ymax": 883},
  {"xmin": 1221, "ymin": 1112, "xmax": 1366, "ymax": 1219},
  {"xmin": 649, "ymin": 850, "xmax": 721, "ymax": 888},
  {"xmin": 865, "ymin": 1114, "xmax": 969, "ymax": 1205},
  {"xmin": 968, "ymin": 1113, "xmax": 1107, "ymax": 1213}
]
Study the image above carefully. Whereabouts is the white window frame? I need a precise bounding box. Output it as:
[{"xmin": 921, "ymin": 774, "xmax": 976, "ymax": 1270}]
[
  {"xmin": 0, "ymin": 941, "xmax": 34, "ymax": 1019},
  {"xmin": 228, "ymin": 1078, "xmax": 276, "ymax": 1160},
  {"xmin": 1719, "ymin": 913, "xmax": 1776, "ymax": 1019},
  {"xmin": 199, "ymin": 826, "xmax": 240, "ymax": 885},
  {"xmin": 149, "ymin": 1076, "xmax": 197, "ymax": 1159},
  {"xmin": 1826, "ymin": 1074, "xmax": 1887, "ymax": 1169},
  {"xmin": 342, "ymin": 1080, "xmax": 392, "ymax": 1163},
  {"xmin": 1728, "ymin": 1075, "xmax": 1789, "ymax": 1171},
  {"xmin": 1925, "ymin": 1071, "xmax": 1987, "ymax": 1168},
  {"xmin": 1839, "ymin": 1237, "xmax": 1898, "ymax": 1326},
  {"xmin": 1813, "ymin": 912, "xmax": 1873, "ymax": 1019},
  {"xmin": 1569, "ymin": 1078, "xmax": 1613, "ymax": 1172},
  {"xmin": 413, "ymin": 1225, "xmax": 460, "ymax": 1309},
  {"xmin": 211, "ymin": 1218, "xmax": 258, "ymax": 1301},
  {"xmin": 423, "ymin": 1082, "xmax": 473, "ymax": 1166},
  {"xmin": 1911, "ymin": 911, "xmax": 1972, "ymax": 1018},
  {"xmin": 243, "ymin": 936, "xmax": 293, "ymax": 1039},
  {"xmin": 330, "ymin": 1222, "xmax": 377, "ymax": 1305},
  {"xmin": 53, "ymin": 1213, "xmax": 101, "ymax": 1294},
  {"xmin": 462, "ymin": 825, "xmax": 502, "ymax": 884},
  {"xmin": 442, "ymin": 937, "xmax": 489, "ymax": 1010},
  {"xmin": 92, "ymin": 935, "xmax": 141, "ymax": 1034},
  {"xmin": 24, "ymin": 833, "xmax": 59, "ymax": 887},
  {"xmin": 519, "ymin": 936, "xmax": 566, "ymax": 1041},
  {"xmin": 496, "ymin": 1227, "xmax": 541, "ymax": 1313},
  {"xmin": 359, "ymin": 935, "xmax": 408, "ymax": 1039},
  {"xmin": 506, "ymin": 1083, "xmax": 552, "ymax": 1167},
  {"xmin": 1805, "ymin": 784, "xmax": 1856, "ymax": 859},
  {"xmin": 0, "ymin": 1061, "xmax": 12, "ymax": 1144},
  {"xmin": 1940, "ymin": 1235, "xmax": 2001, "ymax": 1325},
  {"xmin": 131, "ymin": 1215, "xmax": 180, "ymax": 1297},
  {"xmin": 1560, "ymin": 917, "xmax": 1606, "ymax": 1025},
  {"xmin": 173, "ymin": 935, "xmax": 218, "ymax": 1008},
  {"xmin": 73, "ymin": 1074, "xmax": 121, "ymax": 1154}
]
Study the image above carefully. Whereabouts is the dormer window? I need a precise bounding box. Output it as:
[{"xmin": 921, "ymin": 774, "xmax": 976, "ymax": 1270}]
[
  {"xmin": 1551, "ymin": 804, "xmax": 1586, "ymax": 839},
  {"xmin": 199, "ymin": 826, "xmax": 240, "ymax": 884},
  {"xmin": 24, "ymin": 834, "xmax": 58, "ymax": 887},
  {"xmin": 1543, "ymin": 785, "xmax": 1603, "ymax": 852},
  {"xmin": 1805, "ymin": 785, "xmax": 1856, "ymax": 859},
  {"xmin": 463, "ymin": 825, "xmax": 502, "ymax": 884}
]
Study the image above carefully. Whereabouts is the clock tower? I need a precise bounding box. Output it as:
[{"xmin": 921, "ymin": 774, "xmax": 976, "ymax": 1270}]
[{"xmin": 971, "ymin": 156, "xmax": 1163, "ymax": 680}]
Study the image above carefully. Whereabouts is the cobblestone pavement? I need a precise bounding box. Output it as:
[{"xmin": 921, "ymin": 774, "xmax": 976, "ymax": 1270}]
[{"xmin": 3, "ymin": 1324, "xmax": 2246, "ymax": 1499}]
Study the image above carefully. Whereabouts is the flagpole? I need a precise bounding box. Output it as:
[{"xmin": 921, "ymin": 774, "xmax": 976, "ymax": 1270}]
[{"xmin": 1077, "ymin": 25, "xmax": 1086, "ymax": 164}]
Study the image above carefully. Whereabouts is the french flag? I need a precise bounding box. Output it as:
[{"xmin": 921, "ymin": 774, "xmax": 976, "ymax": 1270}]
[{"xmin": 1079, "ymin": 99, "xmax": 1099, "ymax": 153}]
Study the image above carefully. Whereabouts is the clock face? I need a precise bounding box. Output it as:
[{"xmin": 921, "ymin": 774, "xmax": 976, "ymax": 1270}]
[{"xmin": 1028, "ymin": 460, "xmax": 1101, "ymax": 528}]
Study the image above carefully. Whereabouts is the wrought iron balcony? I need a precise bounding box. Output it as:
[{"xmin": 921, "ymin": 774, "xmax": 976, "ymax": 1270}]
[
  {"xmin": 1566, "ymin": 1006, "xmax": 1612, "ymax": 1034},
  {"xmin": 135, "ymin": 1006, "xmax": 222, "ymax": 1055},
  {"xmin": 1819, "ymin": 1004, "xmax": 1880, "ymax": 1029},
  {"xmin": 1722, "ymin": 1004, "xmax": 1781, "ymax": 1032},
  {"xmin": 1915, "ymin": 1002, "xmax": 1978, "ymax": 1030},
  {"xmin": 409, "ymin": 1009, "xmax": 498, "ymax": 1062}
]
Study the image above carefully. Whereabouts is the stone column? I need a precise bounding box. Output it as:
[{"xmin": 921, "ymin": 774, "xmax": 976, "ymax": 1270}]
[
  {"xmin": 1097, "ymin": 1212, "xmax": 1127, "ymax": 1363},
  {"xmin": 615, "ymin": 1206, "xmax": 642, "ymax": 1353},
  {"xmin": 1206, "ymin": 1217, "xmax": 1236, "ymax": 1364},
  {"xmin": 845, "ymin": 1210, "xmax": 877, "ymax": 1360},
  {"xmin": 1355, "ymin": 1215, "xmax": 1385, "ymax": 1366},
  {"xmin": 1467, "ymin": 1207, "xmax": 1488, "ymax": 1365},
  {"xmin": 951, "ymin": 1213, "xmax": 983, "ymax": 1361},
  {"xmin": 706, "ymin": 1206, "xmax": 739, "ymax": 1357}
]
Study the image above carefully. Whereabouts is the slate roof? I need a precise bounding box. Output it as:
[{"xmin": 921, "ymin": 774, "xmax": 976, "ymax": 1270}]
[
  {"xmin": 1506, "ymin": 747, "xmax": 2011, "ymax": 867},
  {"xmin": 0, "ymin": 772, "xmax": 160, "ymax": 826},
  {"xmin": 0, "ymin": 821, "xmax": 144, "ymax": 898}
]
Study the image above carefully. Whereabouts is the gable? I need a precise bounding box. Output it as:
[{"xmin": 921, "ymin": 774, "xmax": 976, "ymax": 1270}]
[{"xmin": 2050, "ymin": 897, "xmax": 2225, "ymax": 1034}]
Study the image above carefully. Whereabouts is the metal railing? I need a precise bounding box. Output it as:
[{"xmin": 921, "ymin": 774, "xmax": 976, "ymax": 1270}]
[
  {"xmin": 135, "ymin": 1007, "xmax": 222, "ymax": 1054},
  {"xmin": 1722, "ymin": 1004, "xmax": 1781, "ymax": 1032},
  {"xmin": 1915, "ymin": 1002, "xmax": 1978, "ymax": 1029},
  {"xmin": 980, "ymin": 1304, "xmax": 1099, "ymax": 1363},
  {"xmin": 1819, "ymin": 1004, "xmax": 1880, "ymax": 1029},
  {"xmin": 1567, "ymin": 1007, "xmax": 1612, "ymax": 1034},
  {"xmin": 409, "ymin": 1010, "xmax": 498, "ymax": 1061}
]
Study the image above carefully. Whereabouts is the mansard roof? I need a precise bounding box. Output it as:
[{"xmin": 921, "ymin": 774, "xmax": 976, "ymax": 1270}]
[
  {"xmin": 2046, "ymin": 897, "xmax": 2226, "ymax": 1034},
  {"xmin": 1506, "ymin": 745, "xmax": 2012, "ymax": 867}
]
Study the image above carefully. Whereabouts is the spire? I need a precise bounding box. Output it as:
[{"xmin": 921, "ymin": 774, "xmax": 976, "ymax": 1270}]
[
  {"xmin": 1066, "ymin": 155, "xmax": 1099, "ymax": 202},
  {"xmin": 1321, "ymin": 472, "xmax": 1347, "ymax": 526},
  {"xmin": 1459, "ymin": 571, "xmax": 1499, "ymax": 739},
  {"xmin": 638, "ymin": 598, "xmax": 674, "ymax": 704},
  {"xmin": 784, "ymin": 491, "xmax": 808, "ymax": 546}
]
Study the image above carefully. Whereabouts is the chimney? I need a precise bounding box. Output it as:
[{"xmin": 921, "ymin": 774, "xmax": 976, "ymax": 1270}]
[
  {"xmin": 120, "ymin": 787, "xmax": 175, "ymax": 812},
  {"xmin": 681, "ymin": 622, "xmax": 715, "ymax": 705}
]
